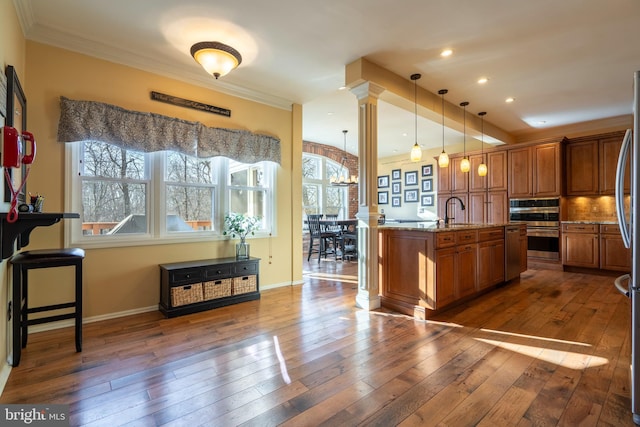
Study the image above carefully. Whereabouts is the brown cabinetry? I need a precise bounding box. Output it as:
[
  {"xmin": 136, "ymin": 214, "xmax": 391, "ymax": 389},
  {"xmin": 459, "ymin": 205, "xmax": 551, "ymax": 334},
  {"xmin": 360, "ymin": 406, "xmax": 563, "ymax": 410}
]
[
  {"xmin": 437, "ymin": 193, "xmax": 468, "ymax": 224},
  {"xmin": 520, "ymin": 225, "xmax": 528, "ymax": 272},
  {"xmin": 565, "ymin": 132, "xmax": 629, "ymax": 196},
  {"xmin": 599, "ymin": 224, "xmax": 631, "ymax": 271},
  {"xmin": 561, "ymin": 224, "xmax": 599, "ymax": 269},
  {"xmin": 477, "ymin": 227, "xmax": 505, "ymax": 290},
  {"xmin": 159, "ymin": 257, "xmax": 260, "ymax": 317},
  {"xmin": 508, "ymin": 143, "xmax": 562, "ymax": 198}
]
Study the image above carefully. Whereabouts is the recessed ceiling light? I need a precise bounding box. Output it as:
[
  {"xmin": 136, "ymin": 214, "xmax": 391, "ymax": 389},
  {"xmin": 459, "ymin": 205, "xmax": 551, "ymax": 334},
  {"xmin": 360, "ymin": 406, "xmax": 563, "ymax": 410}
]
[
  {"xmin": 441, "ymin": 49, "xmax": 453, "ymax": 57},
  {"xmin": 338, "ymin": 86, "xmax": 346, "ymax": 91},
  {"xmin": 327, "ymin": 112, "xmax": 334, "ymax": 115},
  {"xmin": 478, "ymin": 77, "xmax": 488, "ymax": 84},
  {"xmin": 505, "ymin": 97, "xmax": 515, "ymax": 103},
  {"xmin": 402, "ymin": 132, "xmax": 408, "ymax": 137}
]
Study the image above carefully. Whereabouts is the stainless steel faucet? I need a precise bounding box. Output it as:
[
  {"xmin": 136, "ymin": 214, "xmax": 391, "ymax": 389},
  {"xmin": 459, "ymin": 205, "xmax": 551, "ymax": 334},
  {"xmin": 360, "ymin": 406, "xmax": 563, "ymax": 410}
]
[{"xmin": 444, "ymin": 196, "xmax": 466, "ymax": 225}]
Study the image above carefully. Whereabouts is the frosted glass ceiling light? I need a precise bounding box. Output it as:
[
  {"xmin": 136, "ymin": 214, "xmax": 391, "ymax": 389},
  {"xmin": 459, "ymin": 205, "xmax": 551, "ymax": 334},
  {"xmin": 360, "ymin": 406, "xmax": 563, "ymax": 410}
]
[
  {"xmin": 460, "ymin": 101, "xmax": 470, "ymax": 173},
  {"xmin": 191, "ymin": 41, "xmax": 242, "ymax": 79},
  {"xmin": 478, "ymin": 112, "xmax": 488, "ymax": 177},
  {"xmin": 438, "ymin": 89, "xmax": 450, "ymax": 168},
  {"xmin": 410, "ymin": 74, "xmax": 423, "ymax": 162}
]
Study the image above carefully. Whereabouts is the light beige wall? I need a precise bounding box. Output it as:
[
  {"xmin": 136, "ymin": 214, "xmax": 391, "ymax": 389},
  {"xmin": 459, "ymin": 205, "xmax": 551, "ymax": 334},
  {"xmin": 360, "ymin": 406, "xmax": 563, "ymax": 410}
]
[
  {"xmin": 0, "ymin": 0, "xmax": 26, "ymax": 383},
  {"xmin": 22, "ymin": 40, "xmax": 301, "ymax": 318}
]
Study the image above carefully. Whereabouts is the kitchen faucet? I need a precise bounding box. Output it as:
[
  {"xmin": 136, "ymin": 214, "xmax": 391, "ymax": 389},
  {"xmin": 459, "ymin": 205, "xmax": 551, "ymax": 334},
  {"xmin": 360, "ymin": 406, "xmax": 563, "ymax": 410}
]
[{"xmin": 444, "ymin": 196, "xmax": 466, "ymax": 225}]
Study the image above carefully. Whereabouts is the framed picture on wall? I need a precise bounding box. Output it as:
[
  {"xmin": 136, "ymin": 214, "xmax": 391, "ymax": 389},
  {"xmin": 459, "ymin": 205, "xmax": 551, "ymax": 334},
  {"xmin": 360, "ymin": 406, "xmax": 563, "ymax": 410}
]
[
  {"xmin": 421, "ymin": 194, "xmax": 434, "ymax": 206},
  {"xmin": 422, "ymin": 164, "xmax": 433, "ymax": 177},
  {"xmin": 391, "ymin": 169, "xmax": 401, "ymax": 180},
  {"xmin": 392, "ymin": 196, "xmax": 401, "ymax": 207},
  {"xmin": 378, "ymin": 191, "xmax": 389, "ymax": 204},
  {"xmin": 404, "ymin": 189, "xmax": 418, "ymax": 203},
  {"xmin": 378, "ymin": 175, "xmax": 390, "ymax": 188},
  {"xmin": 391, "ymin": 182, "xmax": 401, "ymax": 194},
  {"xmin": 404, "ymin": 171, "xmax": 418, "ymax": 186},
  {"xmin": 422, "ymin": 178, "xmax": 433, "ymax": 193}
]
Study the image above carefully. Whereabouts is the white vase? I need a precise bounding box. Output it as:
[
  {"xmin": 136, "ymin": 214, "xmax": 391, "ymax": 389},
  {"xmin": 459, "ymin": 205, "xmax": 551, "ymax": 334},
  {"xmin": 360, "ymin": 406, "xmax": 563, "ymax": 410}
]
[{"xmin": 236, "ymin": 240, "xmax": 250, "ymax": 259}]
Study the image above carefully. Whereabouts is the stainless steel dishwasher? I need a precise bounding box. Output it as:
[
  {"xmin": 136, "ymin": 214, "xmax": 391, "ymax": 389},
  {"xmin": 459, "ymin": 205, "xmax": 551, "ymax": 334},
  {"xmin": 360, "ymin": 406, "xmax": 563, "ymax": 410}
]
[{"xmin": 505, "ymin": 225, "xmax": 521, "ymax": 281}]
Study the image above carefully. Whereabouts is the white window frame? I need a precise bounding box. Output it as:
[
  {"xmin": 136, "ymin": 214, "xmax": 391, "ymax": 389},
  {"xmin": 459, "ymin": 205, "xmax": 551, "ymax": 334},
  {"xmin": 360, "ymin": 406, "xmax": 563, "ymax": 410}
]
[
  {"xmin": 302, "ymin": 153, "xmax": 349, "ymax": 218},
  {"xmin": 65, "ymin": 142, "xmax": 276, "ymax": 249}
]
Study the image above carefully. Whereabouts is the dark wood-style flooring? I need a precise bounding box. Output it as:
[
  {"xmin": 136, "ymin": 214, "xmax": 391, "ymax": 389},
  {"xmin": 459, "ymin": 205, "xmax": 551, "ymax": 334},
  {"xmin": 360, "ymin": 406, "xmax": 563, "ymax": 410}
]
[{"xmin": 0, "ymin": 257, "xmax": 635, "ymax": 426}]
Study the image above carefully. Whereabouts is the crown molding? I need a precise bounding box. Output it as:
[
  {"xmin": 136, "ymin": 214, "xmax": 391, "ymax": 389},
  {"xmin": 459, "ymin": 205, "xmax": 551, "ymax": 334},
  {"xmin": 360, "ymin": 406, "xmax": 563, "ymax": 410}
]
[{"xmin": 512, "ymin": 114, "xmax": 632, "ymax": 144}]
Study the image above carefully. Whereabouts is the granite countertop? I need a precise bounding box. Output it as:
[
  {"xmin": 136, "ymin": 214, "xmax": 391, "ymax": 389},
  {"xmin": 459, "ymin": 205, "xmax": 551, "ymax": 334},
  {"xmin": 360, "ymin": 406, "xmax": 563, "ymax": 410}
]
[
  {"xmin": 380, "ymin": 222, "xmax": 515, "ymax": 232},
  {"xmin": 561, "ymin": 220, "xmax": 617, "ymax": 224}
]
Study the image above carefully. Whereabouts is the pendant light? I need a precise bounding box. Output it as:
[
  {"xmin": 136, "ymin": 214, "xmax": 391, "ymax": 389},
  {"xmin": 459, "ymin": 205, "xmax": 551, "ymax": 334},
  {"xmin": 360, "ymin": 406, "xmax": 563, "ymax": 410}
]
[
  {"xmin": 330, "ymin": 130, "xmax": 358, "ymax": 186},
  {"xmin": 460, "ymin": 101, "xmax": 470, "ymax": 173},
  {"xmin": 410, "ymin": 74, "xmax": 422, "ymax": 162},
  {"xmin": 477, "ymin": 112, "xmax": 488, "ymax": 177},
  {"xmin": 438, "ymin": 89, "xmax": 450, "ymax": 168}
]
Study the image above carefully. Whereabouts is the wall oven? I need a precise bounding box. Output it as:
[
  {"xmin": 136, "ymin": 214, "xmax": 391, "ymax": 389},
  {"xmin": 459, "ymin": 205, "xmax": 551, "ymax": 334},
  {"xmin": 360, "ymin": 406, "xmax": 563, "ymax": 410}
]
[{"xmin": 509, "ymin": 198, "xmax": 560, "ymax": 260}]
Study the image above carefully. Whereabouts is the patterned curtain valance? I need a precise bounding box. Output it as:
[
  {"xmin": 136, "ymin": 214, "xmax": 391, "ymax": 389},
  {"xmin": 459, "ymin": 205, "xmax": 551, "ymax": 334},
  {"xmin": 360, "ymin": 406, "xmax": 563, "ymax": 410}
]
[{"xmin": 56, "ymin": 96, "xmax": 281, "ymax": 165}]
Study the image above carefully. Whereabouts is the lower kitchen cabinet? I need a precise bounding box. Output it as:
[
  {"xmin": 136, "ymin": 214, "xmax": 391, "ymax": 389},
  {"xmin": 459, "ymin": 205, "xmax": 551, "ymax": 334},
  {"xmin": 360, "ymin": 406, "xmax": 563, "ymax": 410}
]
[
  {"xmin": 562, "ymin": 224, "xmax": 599, "ymax": 268},
  {"xmin": 477, "ymin": 227, "xmax": 506, "ymax": 290},
  {"xmin": 600, "ymin": 224, "xmax": 631, "ymax": 271},
  {"xmin": 159, "ymin": 257, "xmax": 260, "ymax": 317}
]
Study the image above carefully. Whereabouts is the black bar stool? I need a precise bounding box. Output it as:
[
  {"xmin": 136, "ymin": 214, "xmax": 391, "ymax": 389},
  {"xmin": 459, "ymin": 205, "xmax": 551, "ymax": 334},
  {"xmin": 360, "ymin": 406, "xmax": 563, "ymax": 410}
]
[{"xmin": 9, "ymin": 248, "xmax": 85, "ymax": 366}]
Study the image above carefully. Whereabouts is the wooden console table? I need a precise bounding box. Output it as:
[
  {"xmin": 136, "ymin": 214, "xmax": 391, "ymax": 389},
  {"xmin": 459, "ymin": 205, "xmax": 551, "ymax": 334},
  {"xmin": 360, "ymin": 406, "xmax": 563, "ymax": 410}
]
[{"xmin": 159, "ymin": 257, "xmax": 260, "ymax": 318}]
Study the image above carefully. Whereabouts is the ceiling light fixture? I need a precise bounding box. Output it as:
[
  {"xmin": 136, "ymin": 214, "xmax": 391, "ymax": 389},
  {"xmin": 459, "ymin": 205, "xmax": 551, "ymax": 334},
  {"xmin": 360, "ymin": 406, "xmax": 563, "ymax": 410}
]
[
  {"xmin": 190, "ymin": 41, "xmax": 242, "ymax": 79},
  {"xmin": 441, "ymin": 49, "xmax": 453, "ymax": 57},
  {"xmin": 330, "ymin": 130, "xmax": 358, "ymax": 186},
  {"xmin": 505, "ymin": 97, "xmax": 515, "ymax": 103},
  {"xmin": 438, "ymin": 89, "xmax": 450, "ymax": 168},
  {"xmin": 478, "ymin": 112, "xmax": 488, "ymax": 177},
  {"xmin": 478, "ymin": 77, "xmax": 488, "ymax": 84},
  {"xmin": 410, "ymin": 73, "xmax": 423, "ymax": 162},
  {"xmin": 460, "ymin": 101, "xmax": 470, "ymax": 173}
]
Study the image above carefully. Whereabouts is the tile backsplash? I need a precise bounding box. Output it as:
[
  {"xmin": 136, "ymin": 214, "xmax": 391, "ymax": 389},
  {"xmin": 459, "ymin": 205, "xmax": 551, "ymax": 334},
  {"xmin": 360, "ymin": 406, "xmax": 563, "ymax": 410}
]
[{"xmin": 564, "ymin": 195, "xmax": 629, "ymax": 221}]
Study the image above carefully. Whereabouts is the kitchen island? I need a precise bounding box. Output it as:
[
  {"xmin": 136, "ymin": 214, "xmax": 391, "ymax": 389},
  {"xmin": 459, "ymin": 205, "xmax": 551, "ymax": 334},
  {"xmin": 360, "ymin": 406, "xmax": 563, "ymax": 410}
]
[{"xmin": 378, "ymin": 222, "xmax": 526, "ymax": 319}]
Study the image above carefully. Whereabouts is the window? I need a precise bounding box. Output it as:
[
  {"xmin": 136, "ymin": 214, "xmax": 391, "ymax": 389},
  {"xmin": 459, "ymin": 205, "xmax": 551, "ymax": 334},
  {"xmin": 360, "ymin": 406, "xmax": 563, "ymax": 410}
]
[
  {"xmin": 66, "ymin": 141, "xmax": 275, "ymax": 247},
  {"xmin": 302, "ymin": 153, "xmax": 348, "ymax": 218}
]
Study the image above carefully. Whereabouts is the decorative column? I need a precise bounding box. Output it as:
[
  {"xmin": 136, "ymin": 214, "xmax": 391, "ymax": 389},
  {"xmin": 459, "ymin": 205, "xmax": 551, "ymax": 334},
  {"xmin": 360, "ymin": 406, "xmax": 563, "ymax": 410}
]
[{"xmin": 350, "ymin": 81, "xmax": 385, "ymax": 310}]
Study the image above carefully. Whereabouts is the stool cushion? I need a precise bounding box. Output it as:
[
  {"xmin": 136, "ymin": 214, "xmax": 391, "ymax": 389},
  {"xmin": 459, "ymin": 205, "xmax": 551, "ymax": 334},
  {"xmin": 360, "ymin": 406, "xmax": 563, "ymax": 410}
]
[{"xmin": 10, "ymin": 248, "xmax": 85, "ymax": 265}]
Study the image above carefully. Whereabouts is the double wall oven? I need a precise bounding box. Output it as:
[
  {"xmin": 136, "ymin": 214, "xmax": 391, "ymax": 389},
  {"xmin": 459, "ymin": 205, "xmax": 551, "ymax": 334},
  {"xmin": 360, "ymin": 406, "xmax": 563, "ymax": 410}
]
[{"xmin": 509, "ymin": 198, "xmax": 560, "ymax": 260}]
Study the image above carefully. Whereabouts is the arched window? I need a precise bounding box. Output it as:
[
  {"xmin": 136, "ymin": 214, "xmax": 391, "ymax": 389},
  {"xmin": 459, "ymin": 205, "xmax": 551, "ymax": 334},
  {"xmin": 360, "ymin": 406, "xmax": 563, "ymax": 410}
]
[{"xmin": 302, "ymin": 153, "xmax": 349, "ymax": 219}]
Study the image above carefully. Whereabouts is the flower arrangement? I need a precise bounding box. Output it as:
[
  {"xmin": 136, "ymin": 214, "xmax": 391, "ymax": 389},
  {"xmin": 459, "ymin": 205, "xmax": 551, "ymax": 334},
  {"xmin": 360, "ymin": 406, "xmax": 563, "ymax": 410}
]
[{"xmin": 223, "ymin": 212, "xmax": 261, "ymax": 242}]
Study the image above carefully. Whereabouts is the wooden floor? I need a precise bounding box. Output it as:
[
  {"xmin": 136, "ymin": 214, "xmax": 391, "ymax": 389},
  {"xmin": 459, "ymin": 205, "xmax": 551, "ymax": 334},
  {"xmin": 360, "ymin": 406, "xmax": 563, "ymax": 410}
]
[{"xmin": 0, "ymin": 257, "xmax": 635, "ymax": 426}]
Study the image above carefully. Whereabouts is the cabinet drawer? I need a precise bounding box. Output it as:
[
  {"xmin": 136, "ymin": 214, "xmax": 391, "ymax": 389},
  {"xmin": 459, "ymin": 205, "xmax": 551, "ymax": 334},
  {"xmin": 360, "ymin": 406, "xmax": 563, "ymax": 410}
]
[
  {"xmin": 562, "ymin": 223, "xmax": 598, "ymax": 233},
  {"xmin": 456, "ymin": 230, "xmax": 478, "ymax": 244},
  {"xmin": 478, "ymin": 227, "xmax": 504, "ymax": 242},
  {"xmin": 436, "ymin": 232, "xmax": 456, "ymax": 248},
  {"xmin": 204, "ymin": 265, "xmax": 233, "ymax": 280},
  {"xmin": 170, "ymin": 268, "xmax": 203, "ymax": 284},
  {"xmin": 600, "ymin": 224, "xmax": 622, "ymax": 234},
  {"xmin": 234, "ymin": 262, "xmax": 259, "ymax": 275}
]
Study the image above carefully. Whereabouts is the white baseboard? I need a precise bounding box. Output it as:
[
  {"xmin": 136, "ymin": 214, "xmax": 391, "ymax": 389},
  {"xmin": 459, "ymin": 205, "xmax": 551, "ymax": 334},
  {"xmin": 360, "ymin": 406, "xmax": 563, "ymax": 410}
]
[
  {"xmin": 0, "ymin": 362, "xmax": 11, "ymax": 397},
  {"xmin": 260, "ymin": 279, "xmax": 303, "ymax": 290}
]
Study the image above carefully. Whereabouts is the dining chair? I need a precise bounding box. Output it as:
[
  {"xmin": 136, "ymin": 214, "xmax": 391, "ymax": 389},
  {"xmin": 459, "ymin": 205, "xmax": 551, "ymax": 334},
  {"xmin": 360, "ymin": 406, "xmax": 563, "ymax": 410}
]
[{"xmin": 306, "ymin": 214, "xmax": 339, "ymax": 262}]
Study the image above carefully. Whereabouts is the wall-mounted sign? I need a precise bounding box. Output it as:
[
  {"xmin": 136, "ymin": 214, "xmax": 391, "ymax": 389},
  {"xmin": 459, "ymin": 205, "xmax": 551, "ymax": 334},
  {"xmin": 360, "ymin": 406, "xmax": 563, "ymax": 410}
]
[{"xmin": 150, "ymin": 91, "xmax": 231, "ymax": 117}]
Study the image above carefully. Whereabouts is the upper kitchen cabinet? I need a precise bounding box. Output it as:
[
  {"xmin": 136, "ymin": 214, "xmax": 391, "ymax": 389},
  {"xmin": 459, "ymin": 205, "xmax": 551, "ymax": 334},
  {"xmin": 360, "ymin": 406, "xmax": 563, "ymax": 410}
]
[
  {"xmin": 438, "ymin": 155, "xmax": 468, "ymax": 194},
  {"xmin": 508, "ymin": 142, "xmax": 562, "ymax": 198},
  {"xmin": 470, "ymin": 151, "xmax": 507, "ymax": 192},
  {"xmin": 565, "ymin": 131, "xmax": 629, "ymax": 196}
]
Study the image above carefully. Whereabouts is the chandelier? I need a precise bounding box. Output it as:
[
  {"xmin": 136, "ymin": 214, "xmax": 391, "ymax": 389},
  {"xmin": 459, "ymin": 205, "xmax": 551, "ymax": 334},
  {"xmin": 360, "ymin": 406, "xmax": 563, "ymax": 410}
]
[{"xmin": 330, "ymin": 130, "xmax": 358, "ymax": 186}]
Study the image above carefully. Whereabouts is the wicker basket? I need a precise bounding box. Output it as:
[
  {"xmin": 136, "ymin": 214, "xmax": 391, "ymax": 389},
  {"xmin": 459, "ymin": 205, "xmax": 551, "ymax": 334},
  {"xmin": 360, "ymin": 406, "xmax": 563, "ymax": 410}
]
[
  {"xmin": 171, "ymin": 283, "xmax": 203, "ymax": 307},
  {"xmin": 203, "ymin": 278, "xmax": 232, "ymax": 300},
  {"xmin": 233, "ymin": 275, "xmax": 257, "ymax": 295}
]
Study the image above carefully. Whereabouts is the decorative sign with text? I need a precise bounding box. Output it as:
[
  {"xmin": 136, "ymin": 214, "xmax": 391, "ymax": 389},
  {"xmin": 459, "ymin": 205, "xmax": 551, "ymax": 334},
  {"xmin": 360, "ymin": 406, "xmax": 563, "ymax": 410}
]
[{"xmin": 150, "ymin": 91, "xmax": 231, "ymax": 117}]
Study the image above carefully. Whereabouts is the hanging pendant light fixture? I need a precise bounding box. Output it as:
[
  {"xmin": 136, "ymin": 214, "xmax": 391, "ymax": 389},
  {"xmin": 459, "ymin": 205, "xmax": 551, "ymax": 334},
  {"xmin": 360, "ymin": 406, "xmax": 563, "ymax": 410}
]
[
  {"xmin": 438, "ymin": 89, "xmax": 450, "ymax": 168},
  {"xmin": 477, "ymin": 112, "xmax": 488, "ymax": 177},
  {"xmin": 460, "ymin": 101, "xmax": 470, "ymax": 173},
  {"xmin": 330, "ymin": 130, "xmax": 358, "ymax": 186},
  {"xmin": 410, "ymin": 74, "xmax": 423, "ymax": 162}
]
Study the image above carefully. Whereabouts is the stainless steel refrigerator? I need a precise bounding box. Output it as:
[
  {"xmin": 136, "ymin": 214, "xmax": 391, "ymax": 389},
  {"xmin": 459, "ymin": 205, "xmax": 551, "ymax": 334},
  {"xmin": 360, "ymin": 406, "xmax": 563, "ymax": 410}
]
[{"xmin": 615, "ymin": 70, "xmax": 640, "ymax": 425}]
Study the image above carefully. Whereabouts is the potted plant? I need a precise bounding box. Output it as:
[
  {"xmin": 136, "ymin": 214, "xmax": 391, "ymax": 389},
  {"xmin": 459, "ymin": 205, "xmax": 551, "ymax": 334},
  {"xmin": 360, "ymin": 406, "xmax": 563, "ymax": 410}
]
[{"xmin": 224, "ymin": 212, "xmax": 261, "ymax": 259}]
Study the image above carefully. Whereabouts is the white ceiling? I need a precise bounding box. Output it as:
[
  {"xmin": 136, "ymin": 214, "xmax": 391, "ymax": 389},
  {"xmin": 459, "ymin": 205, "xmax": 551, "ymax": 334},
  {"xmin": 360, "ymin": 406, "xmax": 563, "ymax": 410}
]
[{"xmin": 14, "ymin": 0, "xmax": 640, "ymax": 157}]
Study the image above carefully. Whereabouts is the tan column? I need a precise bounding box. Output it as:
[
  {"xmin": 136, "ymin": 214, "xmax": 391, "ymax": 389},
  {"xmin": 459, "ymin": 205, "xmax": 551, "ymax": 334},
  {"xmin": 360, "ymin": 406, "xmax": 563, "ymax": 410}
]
[{"xmin": 350, "ymin": 81, "xmax": 385, "ymax": 310}]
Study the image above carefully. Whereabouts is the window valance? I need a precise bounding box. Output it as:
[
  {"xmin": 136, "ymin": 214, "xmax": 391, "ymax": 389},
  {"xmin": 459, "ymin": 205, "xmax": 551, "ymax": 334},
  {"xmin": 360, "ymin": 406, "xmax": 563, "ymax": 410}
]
[{"xmin": 56, "ymin": 96, "xmax": 281, "ymax": 165}]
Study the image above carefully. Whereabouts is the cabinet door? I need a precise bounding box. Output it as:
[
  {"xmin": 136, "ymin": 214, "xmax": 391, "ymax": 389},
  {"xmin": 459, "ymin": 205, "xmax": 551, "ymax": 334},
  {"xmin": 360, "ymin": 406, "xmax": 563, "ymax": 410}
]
[
  {"xmin": 437, "ymin": 162, "xmax": 451, "ymax": 193},
  {"xmin": 469, "ymin": 193, "xmax": 486, "ymax": 223},
  {"xmin": 487, "ymin": 191, "xmax": 508, "ymax": 224},
  {"xmin": 600, "ymin": 234, "xmax": 631, "ymax": 271},
  {"xmin": 508, "ymin": 147, "xmax": 533, "ymax": 197},
  {"xmin": 533, "ymin": 143, "xmax": 561, "ymax": 196},
  {"xmin": 439, "ymin": 193, "xmax": 468, "ymax": 224},
  {"xmin": 477, "ymin": 241, "xmax": 493, "ymax": 290},
  {"xmin": 487, "ymin": 151, "xmax": 508, "ymax": 191},
  {"xmin": 435, "ymin": 247, "xmax": 456, "ymax": 309},
  {"xmin": 451, "ymin": 157, "xmax": 469, "ymax": 193},
  {"xmin": 455, "ymin": 244, "xmax": 477, "ymax": 298},
  {"xmin": 600, "ymin": 135, "xmax": 629, "ymax": 194},
  {"xmin": 469, "ymin": 154, "xmax": 486, "ymax": 192},
  {"xmin": 562, "ymin": 232, "xmax": 599, "ymax": 268},
  {"xmin": 566, "ymin": 140, "xmax": 598, "ymax": 195},
  {"xmin": 491, "ymin": 240, "xmax": 505, "ymax": 285},
  {"xmin": 520, "ymin": 227, "xmax": 528, "ymax": 272}
]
